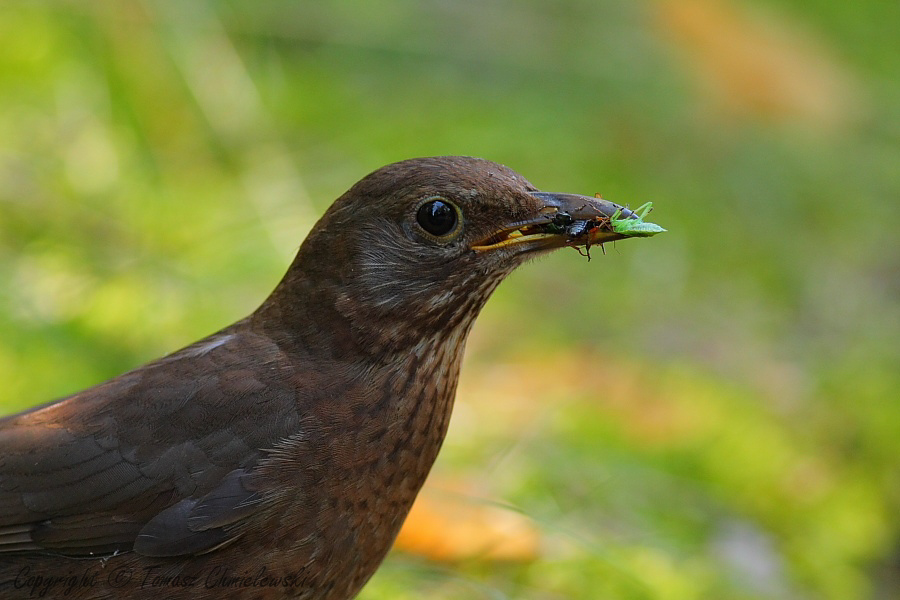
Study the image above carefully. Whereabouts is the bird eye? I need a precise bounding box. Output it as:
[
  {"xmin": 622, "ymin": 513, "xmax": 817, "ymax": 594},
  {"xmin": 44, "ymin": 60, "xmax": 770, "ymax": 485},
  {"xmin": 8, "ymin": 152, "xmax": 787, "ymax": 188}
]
[{"xmin": 415, "ymin": 197, "xmax": 460, "ymax": 238}]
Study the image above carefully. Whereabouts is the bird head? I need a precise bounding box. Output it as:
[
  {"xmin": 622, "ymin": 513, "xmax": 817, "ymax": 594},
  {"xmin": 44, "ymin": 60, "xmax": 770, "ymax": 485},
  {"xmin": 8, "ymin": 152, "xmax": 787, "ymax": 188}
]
[{"xmin": 257, "ymin": 156, "xmax": 659, "ymax": 357}]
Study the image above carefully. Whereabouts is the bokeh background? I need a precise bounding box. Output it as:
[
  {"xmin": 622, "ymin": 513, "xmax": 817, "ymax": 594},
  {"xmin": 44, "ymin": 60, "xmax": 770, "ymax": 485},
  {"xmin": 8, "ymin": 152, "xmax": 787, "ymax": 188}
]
[{"xmin": 1, "ymin": 1, "xmax": 897, "ymax": 598}]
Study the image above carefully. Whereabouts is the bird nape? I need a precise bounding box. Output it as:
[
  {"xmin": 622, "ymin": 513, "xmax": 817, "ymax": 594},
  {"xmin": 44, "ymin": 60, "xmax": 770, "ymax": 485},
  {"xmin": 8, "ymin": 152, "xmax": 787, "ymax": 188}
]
[{"xmin": 0, "ymin": 156, "xmax": 663, "ymax": 599}]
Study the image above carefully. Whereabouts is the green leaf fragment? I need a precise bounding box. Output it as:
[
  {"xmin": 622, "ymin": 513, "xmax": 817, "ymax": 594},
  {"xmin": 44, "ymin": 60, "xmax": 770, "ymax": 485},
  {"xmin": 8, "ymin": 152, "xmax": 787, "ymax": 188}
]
[{"xmin": 610, "ymin": 202, "xmax": 666, "ymax": 237}]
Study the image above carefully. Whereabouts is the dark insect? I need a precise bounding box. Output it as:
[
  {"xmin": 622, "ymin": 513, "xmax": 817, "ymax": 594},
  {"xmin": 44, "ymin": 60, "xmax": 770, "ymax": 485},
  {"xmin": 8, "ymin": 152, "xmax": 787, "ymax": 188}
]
[
  {"xmin": 565, "ymin": 220, "xmax": 593, "ymax": 238},
  {"xmin": 544, "ymin": 211, "xmax": 575, "ymax": 234},
  {"xmin": 571, "ymin": 215, "xmax": 612, "ymax": 261},
  {"xmin": 541, "ymin": 207, "xmax": 613, "ymax": 261},
  {"xmin": 545, "ymin": 207, "xmax": 600, "ymax": 238}
]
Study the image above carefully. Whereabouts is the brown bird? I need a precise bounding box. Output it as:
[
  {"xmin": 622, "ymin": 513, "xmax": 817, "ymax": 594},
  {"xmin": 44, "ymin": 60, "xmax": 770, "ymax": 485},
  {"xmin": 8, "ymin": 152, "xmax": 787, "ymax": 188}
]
[{"xmin": 0, "ymin": 156, "xmax": 658, "ymax": 599}]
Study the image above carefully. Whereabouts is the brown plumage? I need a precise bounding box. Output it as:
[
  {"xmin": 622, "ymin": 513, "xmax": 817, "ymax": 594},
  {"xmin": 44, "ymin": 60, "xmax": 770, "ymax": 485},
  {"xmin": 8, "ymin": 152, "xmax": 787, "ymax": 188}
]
[{"xmin": 0, "ymin": 156, "xmax": 648, "ymax": 599}]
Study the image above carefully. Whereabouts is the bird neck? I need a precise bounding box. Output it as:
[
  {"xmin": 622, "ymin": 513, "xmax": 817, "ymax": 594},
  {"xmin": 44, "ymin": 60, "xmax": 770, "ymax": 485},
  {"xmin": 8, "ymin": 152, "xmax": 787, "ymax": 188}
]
[
  {"xmin": 251, "ymin": 232, "xmax": 508, "ymax": 365},
  {"xmin": 251, "ymin": 273, "xmax": 489, "ymax": 367}
]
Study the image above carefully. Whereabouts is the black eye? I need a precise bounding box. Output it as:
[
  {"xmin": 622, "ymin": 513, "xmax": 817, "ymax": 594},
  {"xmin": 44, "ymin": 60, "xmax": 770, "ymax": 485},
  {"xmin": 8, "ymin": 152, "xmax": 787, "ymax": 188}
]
[{"xmin": 416, "ymin": 198, "xmax": 459, "ymax": 237}]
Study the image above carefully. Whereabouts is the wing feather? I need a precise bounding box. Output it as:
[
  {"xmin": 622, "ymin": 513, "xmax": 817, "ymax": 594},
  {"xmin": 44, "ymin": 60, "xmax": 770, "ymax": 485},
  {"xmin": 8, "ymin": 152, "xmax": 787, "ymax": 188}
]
[{"xmin": 0, "ymin": 326, "xmax": 305, "ymax": 557}]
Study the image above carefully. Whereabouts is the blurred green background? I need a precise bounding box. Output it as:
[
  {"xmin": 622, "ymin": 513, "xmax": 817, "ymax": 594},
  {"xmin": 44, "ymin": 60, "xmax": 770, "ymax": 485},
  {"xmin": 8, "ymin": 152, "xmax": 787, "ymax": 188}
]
[{"xmin": 0, "ymin": 1, "xmax": 897, "ymax": 598}]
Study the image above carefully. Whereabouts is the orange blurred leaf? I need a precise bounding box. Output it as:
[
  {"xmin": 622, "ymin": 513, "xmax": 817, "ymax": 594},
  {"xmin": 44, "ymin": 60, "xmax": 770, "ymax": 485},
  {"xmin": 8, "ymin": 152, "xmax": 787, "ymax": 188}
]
[{"xmin": 394, "ymin": 477, "xmax": 541, "ymax": 563}]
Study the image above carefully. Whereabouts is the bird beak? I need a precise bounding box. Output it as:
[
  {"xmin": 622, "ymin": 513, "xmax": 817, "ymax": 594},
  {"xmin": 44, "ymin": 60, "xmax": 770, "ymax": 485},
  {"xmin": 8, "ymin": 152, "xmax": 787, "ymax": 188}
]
[{"xmin": 471, "ymin": 192, "xmax": 665, "ymax": 254}]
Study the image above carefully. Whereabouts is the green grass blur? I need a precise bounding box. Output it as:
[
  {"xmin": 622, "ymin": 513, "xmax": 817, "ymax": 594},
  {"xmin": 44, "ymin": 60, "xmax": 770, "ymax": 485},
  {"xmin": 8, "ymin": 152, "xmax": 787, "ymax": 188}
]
[{"xmin": 0, "ymin": 1, "xmax": 897, "ymax": 598}]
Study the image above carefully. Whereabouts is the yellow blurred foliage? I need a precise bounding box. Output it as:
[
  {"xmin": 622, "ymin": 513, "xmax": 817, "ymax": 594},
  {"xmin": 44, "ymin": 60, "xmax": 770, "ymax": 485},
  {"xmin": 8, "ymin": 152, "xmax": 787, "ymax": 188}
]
[
  {"xmin": 655, "ymin": 0, "xmax": 862, "ymax": 129},
  {"xmin": 455, "ymin": 350, "xmax": 709, "ymax": 448}
]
